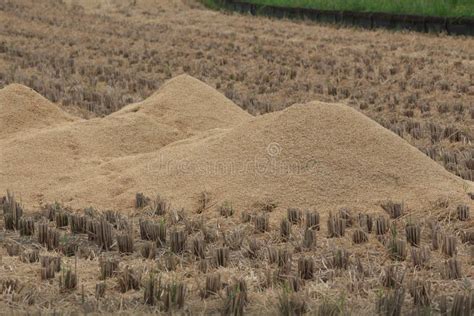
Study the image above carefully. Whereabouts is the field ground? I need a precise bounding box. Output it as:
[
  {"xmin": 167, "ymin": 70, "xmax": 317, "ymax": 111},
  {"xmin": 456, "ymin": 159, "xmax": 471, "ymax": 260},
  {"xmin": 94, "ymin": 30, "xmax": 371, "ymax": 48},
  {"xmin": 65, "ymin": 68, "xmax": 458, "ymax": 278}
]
[
  {"xmin": 245, "ymin": 0, "xmax": 474, "ymax": 18},
  {"xmin": 0, "ymin": 0, "xmax": 473, "ymax": 314},
  {"xmin": 1, "ymin": 192, "xmax": 473, "ymax": 314}
]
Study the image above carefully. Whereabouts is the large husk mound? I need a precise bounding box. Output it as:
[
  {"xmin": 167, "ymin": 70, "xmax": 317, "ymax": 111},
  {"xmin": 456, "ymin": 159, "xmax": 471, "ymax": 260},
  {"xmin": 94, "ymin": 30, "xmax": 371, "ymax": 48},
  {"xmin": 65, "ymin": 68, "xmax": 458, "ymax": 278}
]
[
  {"xmin": 0, "ymin": 84, "xmax": 76, "ymax": 137},
  {"xmin": 108, "ymin": 101, "xmax": 472, "ymax": 213},
  {"xmin": 115, "ymin": 74, "xmax": 251, "ymax": 136},
  {"xmin": 0, "ymin": 75, "xmax": 471, "ymax": 214}
]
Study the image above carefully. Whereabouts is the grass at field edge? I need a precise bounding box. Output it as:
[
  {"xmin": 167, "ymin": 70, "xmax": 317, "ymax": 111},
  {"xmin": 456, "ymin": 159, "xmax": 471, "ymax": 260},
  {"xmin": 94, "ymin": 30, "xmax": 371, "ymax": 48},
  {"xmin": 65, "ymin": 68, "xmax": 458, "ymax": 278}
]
[{"xmin": 203, "ymin": 0, "xmax": 474, "ymax": 18}]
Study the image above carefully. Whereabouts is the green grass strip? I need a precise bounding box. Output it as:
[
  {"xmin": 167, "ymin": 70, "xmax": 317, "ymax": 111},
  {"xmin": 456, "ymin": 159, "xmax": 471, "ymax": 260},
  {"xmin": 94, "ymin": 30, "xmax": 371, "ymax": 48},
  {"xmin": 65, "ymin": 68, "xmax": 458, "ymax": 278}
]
[{"xmin": 243, "ymin": 0, "xmax": 474, "ymax": 18}]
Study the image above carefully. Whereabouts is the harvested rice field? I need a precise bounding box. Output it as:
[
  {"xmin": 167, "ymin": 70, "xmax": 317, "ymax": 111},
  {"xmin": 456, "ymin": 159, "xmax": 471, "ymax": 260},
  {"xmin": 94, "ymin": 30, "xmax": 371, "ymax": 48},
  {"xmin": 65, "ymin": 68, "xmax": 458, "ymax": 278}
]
[{"xmin": 0, "ymin": 0, "xmax": 473, "ymax": 314}]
